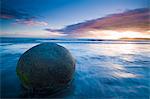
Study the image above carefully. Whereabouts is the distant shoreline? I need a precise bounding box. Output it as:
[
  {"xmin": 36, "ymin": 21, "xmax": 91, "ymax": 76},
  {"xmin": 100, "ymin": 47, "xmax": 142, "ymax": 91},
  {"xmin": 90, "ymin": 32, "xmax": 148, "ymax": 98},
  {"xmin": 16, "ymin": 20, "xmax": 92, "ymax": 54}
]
[
  {"xmin": 0, "ymin": 37, "xmax": 150, "ymax": 45},
  {"xmin": 119, "ymin": 38, "xmax": 150, "ymax": 41},
  {"xmin": 1, "ymin": 37, "xmax": 150, "ymax": 41}
]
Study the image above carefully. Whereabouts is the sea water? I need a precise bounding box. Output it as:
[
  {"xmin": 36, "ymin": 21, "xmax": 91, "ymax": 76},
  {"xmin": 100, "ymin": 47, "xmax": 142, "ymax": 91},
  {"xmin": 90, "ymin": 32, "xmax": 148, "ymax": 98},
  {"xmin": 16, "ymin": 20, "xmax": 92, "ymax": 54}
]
[{"xmin": 0, "ymin": 38, "xmax": 150, "ymax": 98}]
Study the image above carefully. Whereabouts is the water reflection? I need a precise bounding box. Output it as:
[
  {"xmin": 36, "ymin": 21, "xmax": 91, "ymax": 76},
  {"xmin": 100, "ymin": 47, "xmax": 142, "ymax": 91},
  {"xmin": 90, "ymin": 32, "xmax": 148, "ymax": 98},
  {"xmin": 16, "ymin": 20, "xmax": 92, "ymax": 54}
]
[
  {"xmin": 0, "ymin": 43, "xmax": 39, "ymax": 54},
  {"xmin": 1, "ymin": 42, "xmax": 150, "ymax": 98},
  {"xmin": 112, "ymin": 71, "xmax": 138, "ymax": 78},
  {"xmin": 88, "ymin": 43, "xmax": 143, "ymax": 56}
]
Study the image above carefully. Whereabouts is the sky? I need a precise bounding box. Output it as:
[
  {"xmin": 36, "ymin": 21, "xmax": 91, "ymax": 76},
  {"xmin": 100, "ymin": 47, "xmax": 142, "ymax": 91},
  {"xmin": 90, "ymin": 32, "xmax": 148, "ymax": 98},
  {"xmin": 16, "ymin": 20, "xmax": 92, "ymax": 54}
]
[{"xmin": 0, "ymin": 0, "xmax": 149, "ymax": 39}]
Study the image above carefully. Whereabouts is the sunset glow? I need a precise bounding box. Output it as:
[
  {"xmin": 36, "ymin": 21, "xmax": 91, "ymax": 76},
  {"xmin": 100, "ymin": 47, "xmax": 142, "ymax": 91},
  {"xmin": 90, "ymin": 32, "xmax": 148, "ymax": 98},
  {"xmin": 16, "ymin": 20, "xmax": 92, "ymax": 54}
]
[
  {"xmin": 1, "ymin": 0, "xmax": 150, "ymax": 98},
  {"xmin": 1, "ymin": 0, "xmax": 149, "ymax": 39},
  {"xmin": 78, "ymin": 30, "xmax": 150, "ymax": 39}
]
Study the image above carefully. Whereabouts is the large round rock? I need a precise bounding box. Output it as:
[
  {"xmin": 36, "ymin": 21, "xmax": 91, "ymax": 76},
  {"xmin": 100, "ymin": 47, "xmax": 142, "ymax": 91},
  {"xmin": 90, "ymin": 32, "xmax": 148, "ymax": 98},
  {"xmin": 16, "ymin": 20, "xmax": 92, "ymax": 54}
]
[{"xmin": 16, "ymin": 43, "xmax": 75, "ymax": 93}]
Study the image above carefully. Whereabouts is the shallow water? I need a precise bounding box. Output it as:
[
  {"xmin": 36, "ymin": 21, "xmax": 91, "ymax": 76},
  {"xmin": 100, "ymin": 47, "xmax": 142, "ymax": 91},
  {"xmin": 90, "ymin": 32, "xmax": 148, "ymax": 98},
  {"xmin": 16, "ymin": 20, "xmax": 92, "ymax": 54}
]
[{"xmin": 0, "ymin": 38, "xmax": 150, "ymax": 98}]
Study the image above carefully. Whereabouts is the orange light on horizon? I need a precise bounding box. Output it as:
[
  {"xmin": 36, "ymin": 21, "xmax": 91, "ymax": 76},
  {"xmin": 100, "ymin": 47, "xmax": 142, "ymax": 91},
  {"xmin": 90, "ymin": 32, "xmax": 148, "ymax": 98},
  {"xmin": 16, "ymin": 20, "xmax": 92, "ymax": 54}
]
[{"xmin": 86, "ymin": 30, "xmax": 150, "ymax": 39}]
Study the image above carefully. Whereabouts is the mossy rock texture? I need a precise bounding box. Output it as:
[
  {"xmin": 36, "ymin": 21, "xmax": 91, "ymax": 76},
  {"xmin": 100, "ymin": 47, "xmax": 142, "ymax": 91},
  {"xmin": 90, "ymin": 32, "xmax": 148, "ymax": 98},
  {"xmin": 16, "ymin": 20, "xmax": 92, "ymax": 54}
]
[{"xmin": 16, "ymin": 43, "xmax": 75, "ymax": 93}]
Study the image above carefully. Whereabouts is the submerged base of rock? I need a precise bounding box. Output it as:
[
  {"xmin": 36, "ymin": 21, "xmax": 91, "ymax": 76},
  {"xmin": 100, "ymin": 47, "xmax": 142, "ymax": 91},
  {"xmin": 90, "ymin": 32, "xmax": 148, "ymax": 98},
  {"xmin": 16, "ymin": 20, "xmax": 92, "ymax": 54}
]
[{"xmin": 16, "ymin": 43, "xmax": 75, "ymax": 94}]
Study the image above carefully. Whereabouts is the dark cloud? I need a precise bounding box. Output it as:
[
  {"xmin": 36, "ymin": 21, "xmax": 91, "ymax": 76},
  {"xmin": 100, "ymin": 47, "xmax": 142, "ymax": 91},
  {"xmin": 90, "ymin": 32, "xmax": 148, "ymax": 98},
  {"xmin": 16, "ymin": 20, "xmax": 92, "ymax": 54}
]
[
  {"xmin": 0, "ymin": 7, "xmax": 48, "ymax": 26},
  {"xmin": 44, "ymin": 28, "xmax": 62, "ymax": 32},
  {"xmin": 1, "ymin": 0, "xmax": 37, "ymax": 23},
  {"xmin": 0, "ymin": 7, "xmax": 34, "ymax": 20},
  {"xmin": 1, "ymin": 0, "xmax": 35, "ymax": 20}
]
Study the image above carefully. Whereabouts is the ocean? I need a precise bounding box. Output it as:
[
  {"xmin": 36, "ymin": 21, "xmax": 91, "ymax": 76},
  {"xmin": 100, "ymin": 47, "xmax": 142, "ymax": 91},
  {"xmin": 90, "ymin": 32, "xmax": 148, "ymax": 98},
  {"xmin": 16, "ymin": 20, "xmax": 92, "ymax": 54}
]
[{"xmin": 0, "ymin": 37, "xmax": 150, "ymax": 98}]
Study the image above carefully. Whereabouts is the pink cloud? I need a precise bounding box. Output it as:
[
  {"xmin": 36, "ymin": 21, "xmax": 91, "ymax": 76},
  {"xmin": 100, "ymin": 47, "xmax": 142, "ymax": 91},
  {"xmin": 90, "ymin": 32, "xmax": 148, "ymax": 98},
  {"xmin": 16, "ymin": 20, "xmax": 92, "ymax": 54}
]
[
  {"xmin": 46, "ymin": 8, "xmax": 149, "ymax": 34},
  {"xmin": 15, "ymin": 19, "xmax": 48, "ymax": 26},
  {"xmin": 0, "ymin": 15, "xmax": 14, "ymax": 19}
]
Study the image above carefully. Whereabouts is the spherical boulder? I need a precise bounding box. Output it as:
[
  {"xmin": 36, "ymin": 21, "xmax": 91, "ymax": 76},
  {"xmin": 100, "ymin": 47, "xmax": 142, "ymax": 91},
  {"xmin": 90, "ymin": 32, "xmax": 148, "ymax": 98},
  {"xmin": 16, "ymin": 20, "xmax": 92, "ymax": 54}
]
[{"xmin": 16, "ymin": 43, "xmax": 75, "ymax": 93}]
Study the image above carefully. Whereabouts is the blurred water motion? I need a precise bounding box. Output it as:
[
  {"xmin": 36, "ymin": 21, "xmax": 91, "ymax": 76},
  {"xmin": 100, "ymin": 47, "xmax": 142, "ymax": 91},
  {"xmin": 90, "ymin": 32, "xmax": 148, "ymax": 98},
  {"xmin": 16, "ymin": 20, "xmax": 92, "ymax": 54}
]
[{"xmin": 0, "ymin": 38, "xmax": 150, "ymax": 98}]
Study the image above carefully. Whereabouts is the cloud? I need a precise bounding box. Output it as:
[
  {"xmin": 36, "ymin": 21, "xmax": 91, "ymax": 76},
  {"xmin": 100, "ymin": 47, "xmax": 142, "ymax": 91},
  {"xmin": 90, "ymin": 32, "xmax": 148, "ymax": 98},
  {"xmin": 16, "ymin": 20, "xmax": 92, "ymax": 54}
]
[
  {"xmin": 0, "ymin": 15, "xmax": 14, "ymax": 19},
  {"xmin": 44, "ymin": 28, "xmax": 62, "ymax": 32},
  {"xmin": 15, "ymin": 19, "xmax": 48, "ymax": 26},
  {"xmin": 0, "ymin": 31, "xmax": 66, "ymax": 38},
  {"xmin": 0, "ymin": 7, "xmax": 48, "ymax": 26},
  {"xmin": 45, "ymin": 8, "xmax": 150, "ymax": 36},
  {"xmin": 0, "ymin": 8, "xmax": 32, "ymax": 20}
]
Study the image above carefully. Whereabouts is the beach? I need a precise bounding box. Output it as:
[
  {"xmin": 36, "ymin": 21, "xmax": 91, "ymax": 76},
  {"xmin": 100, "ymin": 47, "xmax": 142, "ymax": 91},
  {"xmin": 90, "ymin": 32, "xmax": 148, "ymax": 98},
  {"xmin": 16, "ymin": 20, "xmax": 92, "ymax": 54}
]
[{"xmin": 0, "ymin": 38, "xmax": 150, "ymax": 98}]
